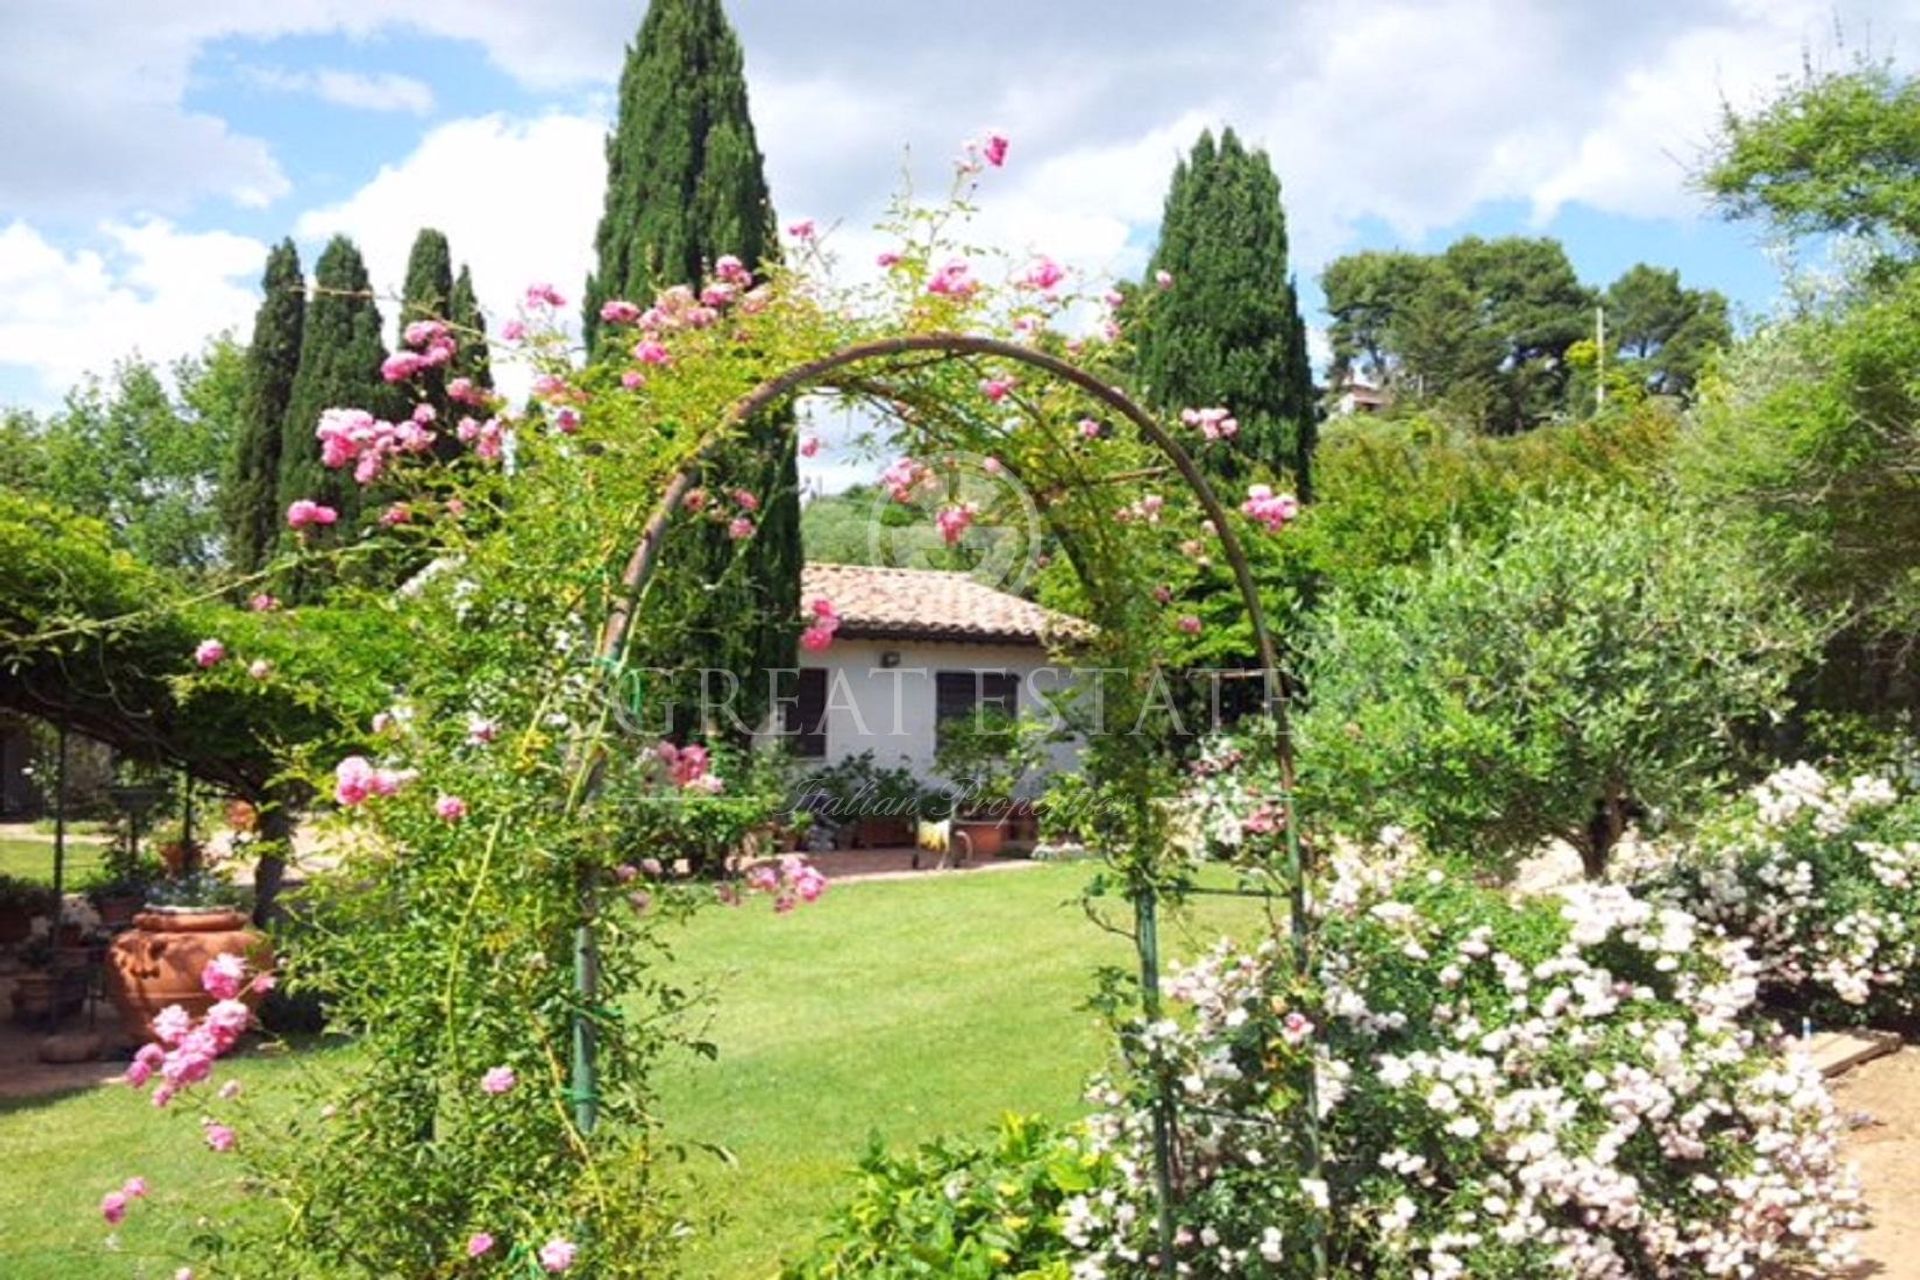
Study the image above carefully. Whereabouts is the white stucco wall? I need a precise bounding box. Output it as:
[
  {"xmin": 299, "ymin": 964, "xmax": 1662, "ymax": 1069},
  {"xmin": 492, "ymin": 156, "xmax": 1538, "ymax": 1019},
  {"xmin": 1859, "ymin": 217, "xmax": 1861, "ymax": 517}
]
[{"xmin": 757, "ymin": 636, "xmax": 1082, "ymax": 787}]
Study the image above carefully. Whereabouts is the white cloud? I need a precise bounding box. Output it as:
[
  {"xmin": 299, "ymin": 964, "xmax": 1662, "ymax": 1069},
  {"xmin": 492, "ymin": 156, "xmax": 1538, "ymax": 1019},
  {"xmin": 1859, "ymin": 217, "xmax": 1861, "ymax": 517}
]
[
  {"xmin": 9, "ymin": 0, "xmax": 1920, "ymax": 411},
  {"xmin": 0, "ymin": 218, "xmax": 266, "ymax": 399},
  {"xmin": 294, "ymin": 112, "xmax": 607, "ymax": 397},
  {"xmin": 248, "ymin": 67, "xmax": 436, "ymax": 115}
]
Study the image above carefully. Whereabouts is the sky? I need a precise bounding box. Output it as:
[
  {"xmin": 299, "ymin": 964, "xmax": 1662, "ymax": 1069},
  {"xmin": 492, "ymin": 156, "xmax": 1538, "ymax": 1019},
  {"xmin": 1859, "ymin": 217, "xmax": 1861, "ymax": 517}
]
[{"xmin": 2, "ymin": 0, "xmax": 1915, "ymax": 435}]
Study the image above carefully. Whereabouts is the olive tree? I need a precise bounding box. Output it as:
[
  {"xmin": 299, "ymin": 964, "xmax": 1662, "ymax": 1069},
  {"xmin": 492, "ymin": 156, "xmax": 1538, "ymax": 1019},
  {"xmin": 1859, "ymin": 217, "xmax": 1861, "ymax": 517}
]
[{"xmin": 1295, "ymin": 493, "xmax": 1828, "ymax": 877}]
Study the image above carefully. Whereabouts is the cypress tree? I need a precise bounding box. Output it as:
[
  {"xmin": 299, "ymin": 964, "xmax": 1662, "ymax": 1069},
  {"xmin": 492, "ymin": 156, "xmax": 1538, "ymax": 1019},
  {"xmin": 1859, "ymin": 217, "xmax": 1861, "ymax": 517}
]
[
  {"xmin": 448, "ymin": 264, "xmax": 493, "ymax": 393},
  {"xmin": 223, "ymin": 239, "xmax": 305, "ymax": 574},
  {"xmin": 400, "ymin": 228, "xmax": 453, "ymax": 326},
  {"xmin": 583, "ymin": 0, "xmax": 777, "ymax": 349},
  {"xmin": 586, "ymin": 0, "xmax": 797, "ymax": 738},
  {"xmin": 276, "ymin": 235, "xmax": 390, "ymax": 547},
  {"xmin": 1135, "ymin": 128, "xmax": 1318, "ymax": 497},
  {"xmin": 400, "ymin": 228, "xmax": 457, "ymax": 432}
]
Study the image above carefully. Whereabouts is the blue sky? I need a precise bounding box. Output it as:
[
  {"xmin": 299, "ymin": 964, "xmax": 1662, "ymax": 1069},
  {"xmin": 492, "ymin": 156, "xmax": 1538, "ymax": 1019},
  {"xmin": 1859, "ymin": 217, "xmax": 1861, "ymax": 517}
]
[{"xmin": 0, "ymin": 0, "xmax": 1908, "ymax": 414}]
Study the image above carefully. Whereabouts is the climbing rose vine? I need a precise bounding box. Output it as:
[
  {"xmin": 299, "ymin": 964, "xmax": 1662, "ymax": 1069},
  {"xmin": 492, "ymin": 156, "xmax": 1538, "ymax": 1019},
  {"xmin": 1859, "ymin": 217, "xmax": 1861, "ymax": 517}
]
[{"xmin": 122, "ymin": 121, "xmax": 1312, "ymax": 1278}]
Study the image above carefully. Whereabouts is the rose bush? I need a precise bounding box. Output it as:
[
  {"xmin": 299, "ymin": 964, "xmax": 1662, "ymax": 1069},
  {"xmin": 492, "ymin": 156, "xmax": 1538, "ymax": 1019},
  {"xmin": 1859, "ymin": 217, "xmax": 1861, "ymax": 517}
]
[
  {"xmin": 794, "ymin": 843, "xmax": 1861, "ymax": 1278},
  {"xmin": 1637, "ymin": 761, "xmax": 1920, "ymax": 1028},
  {"xmin": 69, "ymin": 126, "xmax": 1320, "ymax": 1278}
]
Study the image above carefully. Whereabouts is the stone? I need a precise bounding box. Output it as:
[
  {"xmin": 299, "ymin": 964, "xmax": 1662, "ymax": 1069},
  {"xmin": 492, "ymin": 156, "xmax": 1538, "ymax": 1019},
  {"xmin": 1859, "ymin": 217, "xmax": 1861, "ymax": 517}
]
[{"xmin": 38, "ymin": 1029, "xmax": 105, "ymax": 1063}]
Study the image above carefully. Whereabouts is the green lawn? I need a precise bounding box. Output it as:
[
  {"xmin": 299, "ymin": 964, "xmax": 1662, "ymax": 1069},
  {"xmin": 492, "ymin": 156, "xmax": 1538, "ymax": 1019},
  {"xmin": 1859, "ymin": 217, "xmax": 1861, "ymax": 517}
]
[
  {"xmin": 0, "ymin": 834, "xmax": 108, "ymax": 885},
  {"xmin": 0, "ymin": 862, "xmax": 1264, "ymax": 1278}
]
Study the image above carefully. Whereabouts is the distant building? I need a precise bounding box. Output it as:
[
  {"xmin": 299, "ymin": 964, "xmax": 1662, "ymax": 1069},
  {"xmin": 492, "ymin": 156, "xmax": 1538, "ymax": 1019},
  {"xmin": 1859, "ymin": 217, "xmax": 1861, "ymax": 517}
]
[
  {"xmin": 1332, "ymin": 376, "xmax": 1391, "ymax": 417},
  {"xmin": 767, "ymin": 563, "xmax": 1087, "ymax": 784}
]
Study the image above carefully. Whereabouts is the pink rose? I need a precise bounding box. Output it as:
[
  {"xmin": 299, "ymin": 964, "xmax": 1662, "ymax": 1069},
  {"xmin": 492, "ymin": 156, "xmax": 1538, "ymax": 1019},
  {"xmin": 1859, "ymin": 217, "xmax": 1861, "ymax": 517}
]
[
  {"xmin": 202, "ymin": 953, "xmax": 247, "ymax": 1001},
  {"xmin": 468, "ymin": 1233, "xmax": 495, "ymax": 1258},
  {"xmin": 926, "ymin": 259, "xmax": 978, "ymax": 300},
  {"xmin": 540, "ymin": 1238, "xmax": 578, "ymax": 1272},
  {"xmin": 1021, "ymin": 257, "xmax": 1064, "ymax": 292},
  {"xmin": 101, "ymin": 1190, "xmax": 128, "ymax": 1225},
  {"xmin": 982, "ymin": 131, "xmax": 1010, "ymax": 167},
  {"xmin": 334, "ymin": 756, "xmax": 375, "ymax": 807},
  {"xmin": 435, "ymin": 794, "xmax": 468, "ymax": 823},
  {"xmin": 798, "ymin": 433, "xmax": 821, "ymax": 458},
  {"xmin": 203, "ymin": 1121, "xmax": 237, "ymax": 1153},
  {"xmin": 1178, "ymin": 615, "xmax": 1202, "ymax": 635},
  {"xmin": 285, "ymin": 499, "xmax": 338, "ymax": 530},
  {"xmin": 481, "ymin": 1066, "xmax": 516, "ymax": 1095},
  {"xmin": 728, "ymin": 516, "xmax": 754, "ymax": 540},
  {"xmin": 152, "ymin": 1005, "xmax": 192, "ymax": 1046},
  {"xmin": 193, "ymin": 639, "xmax": 225, "ymax": 668}
]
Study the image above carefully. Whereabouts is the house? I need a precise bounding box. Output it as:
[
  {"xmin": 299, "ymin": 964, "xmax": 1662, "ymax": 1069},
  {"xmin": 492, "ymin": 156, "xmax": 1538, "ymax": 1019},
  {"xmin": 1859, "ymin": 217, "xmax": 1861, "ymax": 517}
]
[
  {"xmin": 773, "ymin": 563, "xmax": 1086, "ymax": 784},
  {"xmin": 1332, "ymin": 375, "xmax": 1391, "ymax": 417}
]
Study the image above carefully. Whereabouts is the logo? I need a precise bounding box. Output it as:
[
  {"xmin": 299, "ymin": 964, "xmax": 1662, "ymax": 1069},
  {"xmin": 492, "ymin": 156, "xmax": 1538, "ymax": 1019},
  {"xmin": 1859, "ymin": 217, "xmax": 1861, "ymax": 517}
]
[{"xmin": 865, "ymin": 449, "xmax": 1043, "ymax": 594}]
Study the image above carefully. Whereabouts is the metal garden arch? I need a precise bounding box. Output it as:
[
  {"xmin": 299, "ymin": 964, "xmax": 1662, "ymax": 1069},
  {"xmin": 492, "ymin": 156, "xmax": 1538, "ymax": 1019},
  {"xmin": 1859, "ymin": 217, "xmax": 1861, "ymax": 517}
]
[{"xmin": 581, "ymin": 333, "xmax": 1325, "ymax": 1278}]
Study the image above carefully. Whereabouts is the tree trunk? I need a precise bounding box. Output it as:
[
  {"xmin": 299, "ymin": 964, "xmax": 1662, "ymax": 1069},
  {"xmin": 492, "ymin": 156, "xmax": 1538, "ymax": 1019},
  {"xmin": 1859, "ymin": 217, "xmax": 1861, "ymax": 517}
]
[
  {"xmin": 251, "ymin": 793, "xmax": 295, "ymax": 927},
  {"xmin": 1580, "ymin": 786, "xmax": 1631, "ymax": 880}
]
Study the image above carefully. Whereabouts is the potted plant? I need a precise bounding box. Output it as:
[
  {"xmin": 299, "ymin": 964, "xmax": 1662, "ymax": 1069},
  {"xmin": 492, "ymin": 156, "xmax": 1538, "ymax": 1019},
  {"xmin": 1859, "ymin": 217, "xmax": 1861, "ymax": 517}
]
[
  {"xmin": 803, "ymin": 753, "xmax": 932, "ymax": 848},
  {"xmin": 0, "ymin": 874, "xmax": 56, "ymax": 946},
  {"xmin": 104, "ymin": 870, "xmax": 269, "ymax": 1042},
  {"xmin": 83, "ymin": 846, "xmax": 162, "ymax": 930},
  {"xmin": 933, "ymin": 710, "xmax": 1052, "ymax": 859},
  {"xmin": 10, "ymin": 928, "xmax": 89, "ymax": 1024}
]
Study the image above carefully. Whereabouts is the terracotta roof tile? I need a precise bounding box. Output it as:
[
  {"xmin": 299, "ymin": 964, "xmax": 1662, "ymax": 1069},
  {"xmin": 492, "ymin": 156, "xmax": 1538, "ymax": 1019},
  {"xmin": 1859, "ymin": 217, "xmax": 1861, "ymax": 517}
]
[{"xmin": 802, "ymin": 563, "xmax": 1089, "ymax": 646}]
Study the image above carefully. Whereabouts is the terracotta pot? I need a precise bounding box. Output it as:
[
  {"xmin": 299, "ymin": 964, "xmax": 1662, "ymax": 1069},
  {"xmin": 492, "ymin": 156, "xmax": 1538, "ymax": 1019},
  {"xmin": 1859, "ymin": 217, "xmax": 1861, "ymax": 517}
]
[
  {"xmin": 93, "ymin": 892, "xmax": 143, "ymax": 930},
  {"xmin": 956, "ymin": 818, "xmax": 1006, "ymax": 859},
  {"xmin": 0, "ymin": 904, "xmax": 31, "ymax": 946},
  {"xmin": 853, "ymin": 816, "xmax": 915, "ymax": 849},
  {"xmin": 10, "ymin": 969, "xmax": 86, "ymax": 1024},
  {"xmin": 105, "ymin": 909, "xmax": 270, "ymax": 1043},
  {"xmin": 158, "ymin": 842, "xmax": 197, "ymax": 876}
]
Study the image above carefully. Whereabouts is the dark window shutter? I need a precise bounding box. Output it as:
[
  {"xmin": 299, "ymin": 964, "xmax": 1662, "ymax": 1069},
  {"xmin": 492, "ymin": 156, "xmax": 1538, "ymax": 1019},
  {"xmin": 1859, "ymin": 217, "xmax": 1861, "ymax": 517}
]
[
  {"xmin": 935, "ymin": 671, "xmax": 977, "ymax": 723},
  {"xmin": 935, "ymin": 670, "xmax": 1019, "ymax": 748},
  {"xmin": 784, "ymin": 668, "xmax": 829, "ymax": 758}
]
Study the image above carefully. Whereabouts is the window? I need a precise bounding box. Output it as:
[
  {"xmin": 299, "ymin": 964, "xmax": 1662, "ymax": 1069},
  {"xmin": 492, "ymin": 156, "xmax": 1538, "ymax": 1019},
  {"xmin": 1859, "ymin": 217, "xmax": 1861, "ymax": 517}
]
[
  {"xmin": 783, "ymin": 668, "xmax": 829, "ymax": 758},
  {"xmin": 935, "ymin": 670, "xmax": 1018, "ymax": 744}
]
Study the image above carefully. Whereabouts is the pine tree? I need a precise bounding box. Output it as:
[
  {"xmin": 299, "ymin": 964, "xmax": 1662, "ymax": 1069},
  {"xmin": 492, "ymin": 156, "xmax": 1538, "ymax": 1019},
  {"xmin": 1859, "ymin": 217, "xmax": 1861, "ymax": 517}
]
[
  {"xmin": 276, "ymin": 235, "xmax": 390, "ymax": 548},
  {"xmin": 223, "ymin": 239, "xmax": 305, "ymax": 574},
  {"xmin": 586, "ymin": 0, "xmax": 796, "ymax": 737},
  {"xmin": 1135, "ymin": 129, "xmax": 1318, "ymax": 497},
  {"xmin": 447, "ymin": 264, "xmax": 493, "ymax": 393}
]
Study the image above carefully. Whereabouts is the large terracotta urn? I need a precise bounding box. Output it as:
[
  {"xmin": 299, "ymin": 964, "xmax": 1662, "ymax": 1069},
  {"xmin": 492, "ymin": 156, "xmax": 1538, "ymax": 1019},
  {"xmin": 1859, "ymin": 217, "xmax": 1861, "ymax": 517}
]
[{"xmin": 105, "ymin": 909, "xmax": 271, "ymax": 1043}]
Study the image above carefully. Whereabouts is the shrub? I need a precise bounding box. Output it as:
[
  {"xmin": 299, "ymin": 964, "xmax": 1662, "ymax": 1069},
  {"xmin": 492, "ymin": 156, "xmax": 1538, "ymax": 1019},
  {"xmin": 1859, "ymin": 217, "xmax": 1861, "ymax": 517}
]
[
  {"xmin": 782, "ymin": 1115, "xmax": 1099, "ymax": 1280},
  {"xmin": 1294, "ymin": 494, "xmax": 1827, "ymax": 877},
  {"xmin": 1066, "ymin": 846, "xmax": 1858, "ymax": 1278},
  {"xmin": 1638, "ymin": 761, "xmax": 1920, "ymax": 1028},
  {"xmin": 792, "ymin": 845, "xmax": 1860, "ymax": 1278}
]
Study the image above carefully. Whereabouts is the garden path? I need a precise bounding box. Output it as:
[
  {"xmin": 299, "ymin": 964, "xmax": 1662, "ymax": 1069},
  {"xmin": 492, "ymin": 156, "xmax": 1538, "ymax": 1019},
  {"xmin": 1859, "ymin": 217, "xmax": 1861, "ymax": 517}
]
[{"xmin": 1829, "ymin": 1046, "xmax": 1920, "ymax": 1279}]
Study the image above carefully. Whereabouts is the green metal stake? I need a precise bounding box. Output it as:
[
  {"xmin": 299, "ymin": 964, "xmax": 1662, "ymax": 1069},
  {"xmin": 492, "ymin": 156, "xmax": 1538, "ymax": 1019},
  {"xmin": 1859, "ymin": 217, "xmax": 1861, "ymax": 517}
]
[
  {"xmin": 51, "ymin": 725, "xmax": 67, "ymax": 903},
  {"xmin": 1136, "ymin": 888, "xmax": 1178, "ymax": 1280},
  {"xmin": 571, "ymin": 893, "xmax": 600, "ymax": 1135}
]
